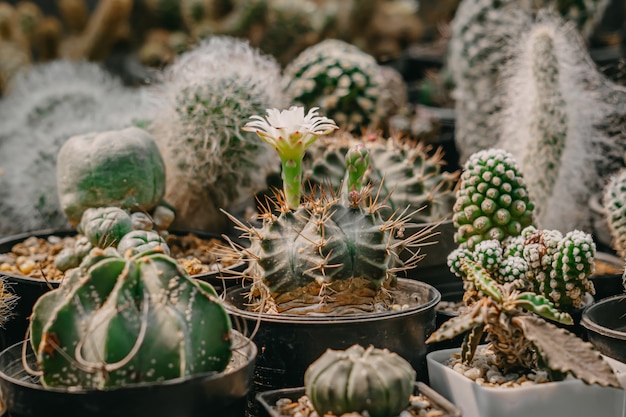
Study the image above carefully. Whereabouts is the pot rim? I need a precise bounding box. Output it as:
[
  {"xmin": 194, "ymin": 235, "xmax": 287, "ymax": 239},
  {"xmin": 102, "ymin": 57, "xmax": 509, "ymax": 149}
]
[
  {"xmin": 0, "ymin": 330, "xmax": 257, "ymax": 394},
  {"xmin": 581, "ymin": 295, "xmax": 626, "ymax": 340},
  {"xmin": 223, "ymin": 279, "xmax": 441, "ymax": 324}
]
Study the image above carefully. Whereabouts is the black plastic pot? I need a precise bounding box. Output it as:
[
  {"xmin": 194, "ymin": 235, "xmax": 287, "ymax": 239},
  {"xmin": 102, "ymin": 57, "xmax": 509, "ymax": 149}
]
[
  {"xmin": 0, "ymin": 331, "xmax": 256, "ymax": 417},
  {"xmin": 581, "ymin": 295, "xmax": 626, "ymax": 363},
  {"xmin": 223, "ymin": 279, "xmax": 440, "ymax": 417},
  {"xmin": 255, "ymin": 382, "xmax": 462, "ymax": 417},
  {"xmin": 590, "ymin": 251, "xmax": 625, "ymax": 301}
]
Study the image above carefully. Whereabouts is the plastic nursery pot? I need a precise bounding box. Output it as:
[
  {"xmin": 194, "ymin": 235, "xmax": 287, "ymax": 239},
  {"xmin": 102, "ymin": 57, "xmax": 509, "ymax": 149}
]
[
  {"xmin": 0, "ymin": 331, "xmax": 256, "ymax": 417},
  {"xmin": 255, "ymin": 382, "xmax": 462, "ymax": 417},
  {"xmin": 581, "ymin": 295, "xmax": 626, "ymax": 363},
  {"xmin": 590, "ymin": 251, "xmax": 625, "ymax": 301},
  {"xmin": 426, "ymin": 346, "xmax": 626, "ymax": 417},
  {"xmin": 223, "ymin": 279, "xmax": 440, "ymax": 417}
]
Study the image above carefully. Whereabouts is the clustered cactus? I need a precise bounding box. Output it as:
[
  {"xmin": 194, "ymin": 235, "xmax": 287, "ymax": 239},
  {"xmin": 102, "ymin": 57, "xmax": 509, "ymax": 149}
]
[
  {"xmin": 30, "ymin": 243, "xmax": 232, "ymax": 389},
  {"xmin": 282, "ymin": 39, "xmax": 386, "ymax": 131},
  {"xmin": 228, "ymin": 106, "xmax": 433, "ymax": 315},
  {"xmin": 427, "ymin": 260, "xmax": 618, "ymax": 387},
  {"xmin": 305, "ymin": 131, "xmax": 459, "ymax": 224}
]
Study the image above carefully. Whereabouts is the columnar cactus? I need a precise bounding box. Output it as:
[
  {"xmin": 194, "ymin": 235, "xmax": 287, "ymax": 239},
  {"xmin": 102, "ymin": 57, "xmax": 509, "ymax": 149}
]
[
  {"xmin": 305, "ymin": 132, "xmax": 459, "ymax": 224},
  {"xmin": 603, "ymin": 168, "xmax": 626, "ymax": 258},
  {"xmin": 30, "ymin": 247, "xmax": 233, "ymax": 389},
  {"xmin": 452, "ymin": 149, "xmax": 535, "ymax": 249},
  {"xmin": 304, "ymin": 345, "xmax": 416, "ymax": 417},
  {"xmin": 282, "ymin": 39, "xmax": 385, "ymax": 131},
  {"xmin": 147, "ymin": 36, "xmax": 284, "ymax": 233},
  {"xmin": 426, "ymin": 260, "xmax": 619, "ymax": 387}
]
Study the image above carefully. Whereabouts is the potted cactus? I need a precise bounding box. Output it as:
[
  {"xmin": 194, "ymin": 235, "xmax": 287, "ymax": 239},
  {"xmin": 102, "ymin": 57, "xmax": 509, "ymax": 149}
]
[
  {"xmin": 257, "ymin": 344, "xmax": 462, "ymax": 417},
  {"xmin": 220, "ymin": 106, "xmax": 441, "ymax": 414},
  {"xmin": 0, "ymin": 240, "xmax": 257, "ymax": 417}
]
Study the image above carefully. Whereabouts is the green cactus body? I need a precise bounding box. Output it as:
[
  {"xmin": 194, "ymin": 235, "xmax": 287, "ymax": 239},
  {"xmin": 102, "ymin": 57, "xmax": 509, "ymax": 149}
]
[
  {"xmin": 453, "ymin": 149, "xmax": 534, "ymax": 249},
  {"xmin": 117, "ymin": 230, "xmax": 170, "ymax": 257},
  {"xmin": 78, "ymin": 207, "xmax": 134, "ymax": 248},
  {"xmin": 30, "ymin": 248, "xmax": 232, "ymax": 389},
  {"xmin": 283, "ymin": 39, "xmax": 384, "ymax": 130},
  {"xmin": 305, "ymin": 133, "xmax": 458, "ymax": 223},
  {"xmin": 603, "ymin": 168, "xmax": 626, "ymax": 258},
  {"xmin": 57, "ymin": 127, "xmax": 166, "ymax": 226},
  {"xmin": 304, "ymin": 345, "xmax": 416, "ymax": 417}
]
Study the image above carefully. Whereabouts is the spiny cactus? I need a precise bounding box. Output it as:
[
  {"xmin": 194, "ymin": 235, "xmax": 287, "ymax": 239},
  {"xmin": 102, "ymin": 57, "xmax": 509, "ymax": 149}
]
[
  {"xmin": 30, "ymin": 246, "xmax": 233, "ymax": 389},
  {"xmin": 497, "ymin": 12, "xmax": 623, "ymax": 232},
  {"xmin": 304, "ymin": 345, "xmax": 416, "ymax": 417},
  {"xmin": 426, "ymin": 260, "xmax": 619, "ymax": 387},
  {"xmin": 304, "ymin": 131, "xmax": 459, "ymax": 224},
  {"xmin": 452, "ymin": 149, "xmax": 535, "ymax": 249},
  {"xmin": 603, "ymin": 168, "xmax": 626, "ymax": 258},
  {"xmin": 226, "ymin": 106, "xmax": 433, "ymax": 315},
  {"xmin": 0, "ymin": 61, "xmax": 147, "ymax": 235},
  {"xmin": 146, "ymin": 36, "xmax": 284, "ymax": 233},
  {"xmin": 282, "ymin": 39, "xmax": 386, "ymax": 131}
]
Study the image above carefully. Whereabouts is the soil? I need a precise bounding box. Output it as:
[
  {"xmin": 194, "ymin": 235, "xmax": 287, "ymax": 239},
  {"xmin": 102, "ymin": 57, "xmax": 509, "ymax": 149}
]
[{"xmin": 0, "ymin": 232, "xmax": 242, "ymax": 282}]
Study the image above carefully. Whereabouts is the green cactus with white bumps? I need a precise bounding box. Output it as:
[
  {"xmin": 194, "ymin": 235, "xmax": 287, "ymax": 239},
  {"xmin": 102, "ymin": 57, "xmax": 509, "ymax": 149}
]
[
  {"xmin": 453, "ymin": 149, "xmax": 535, "ymax": 249},
  {"xmin": 30, "ymin": 246, "xmax": 232, "ymax": 389},
  {"xmin": 304, "ymin": 345, "xmax": 416, "ymax": 417},
  {"xmin": 603, "ymin": 168, "xmax": 626, "ymax": 258},
  {"xmin": 427, "ymin": 260, "xmax": 619, "ymax": 386},
  {"xmin": 305, "ymin": 132, "xmax": 459, "ymax": 224},
  {"xmin": 282, "ymin": 39, "xmax": 385, "ymax": 131}
]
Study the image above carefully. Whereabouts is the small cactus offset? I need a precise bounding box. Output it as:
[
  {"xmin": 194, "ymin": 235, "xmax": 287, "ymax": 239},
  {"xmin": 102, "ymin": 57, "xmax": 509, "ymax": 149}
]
[
  {"xmin": 426, "ymin": 260, "xmax": 619, "ymax": 387},
  {"xmin": 282, "ymin": 39, "xmax": 385, "ymax": 131},
  {"xmin": 453, "ymin": 149, "xmax": 535, "ymax": 249},
  {"xmin": 30, "ymin": 246, "xmax": 233, "ymax": 389},
  {"xmin": 602, "ymin": 168, "xmax": 626, "ymax": 258},
  {"xmin": 304, "ymin": 345, "xmax": 416, "ymax": 417}
]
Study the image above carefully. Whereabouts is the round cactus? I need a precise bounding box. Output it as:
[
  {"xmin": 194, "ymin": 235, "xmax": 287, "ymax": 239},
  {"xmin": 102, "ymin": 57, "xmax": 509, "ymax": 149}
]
[
  {"xmin": 304, "ymin": 345, "xmax": 415, "ymax": 417},
  {"xmin": 30, "ymin": 247, "xmax": 232, "ymax": 389},
  {"xmin": 453, "ymin": 149, "xmax": 535, "ymax": 249},
  {"xmin": 603, "ymin": 168, "xmax": 626, "ymax": 258},
  {"xmin": 57, "ymin": 127, "xmax": 166, "ymax": 226},
  {"xmin": 282, "ymin": 39, "xmax": 385, "ymax": 130},
  {"xmin": 78, "ymin": 207, "xmax": 134, "ymax": 248},
  {"xmin": 117, "ymin": 230, "xmax": 170, "ymax": 257}
]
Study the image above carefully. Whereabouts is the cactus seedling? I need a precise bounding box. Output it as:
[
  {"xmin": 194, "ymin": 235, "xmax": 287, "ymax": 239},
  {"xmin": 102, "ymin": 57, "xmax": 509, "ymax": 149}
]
[{"xmin": 427, "ymin": 260, "xmax": 619, "ymax": 387}]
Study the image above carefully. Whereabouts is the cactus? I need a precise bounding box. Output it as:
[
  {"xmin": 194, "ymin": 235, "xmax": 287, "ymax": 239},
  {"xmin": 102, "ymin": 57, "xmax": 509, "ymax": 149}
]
[
  {"xmin": 146, "ymin": 36, "xmax": 284, "ymax": 233},
  {"xmin": 0, "ymin": 61, "xmax": 147, "ymax": 235},
  {"xmin": 117, "ymin": 230, "xmax": 170, "ymax": 257},
  {"xmin": 227, "ymin": 106, "xmax": 433, "ymax": 315},
  {"xmin": 304, "ymin": 131, "xmax": 459, "ymax": 224},
  {"xmin": 77, "ymin": 207, "xmax": 134, "ymax": 248},
  {"xmin": 603, "ymin": 168, "xmax": 626, "ymax": 258},
  {"xmin": 304, "ymin": 345, "xmax": 415, "ymax": 417},
  {"xmin": 30, "ymin": 246, "xmax": 233, "ymax": 389},
  {"xmin": 282, "ymin": 39, "xmax": 386, "ymax": 131},
  {"xmin": 426, "ymin": 260, "xmax": 619, "ymax": 387},
  {"xmin": 497, "ymin": 12, "xmax": 624, "ymax": 232},
  {"xmin": 453, "ymin": 149, "xmax": 535, "ymax": 249},
  {"xmin": 180, "ymin": 0, "xmax": 266, "ymax": 40}
]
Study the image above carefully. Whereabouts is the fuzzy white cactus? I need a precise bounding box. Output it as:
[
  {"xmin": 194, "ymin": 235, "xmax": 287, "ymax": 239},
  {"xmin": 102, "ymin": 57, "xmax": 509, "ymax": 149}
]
[{"xmin": 146, "ymin": 36, "xmax": 285, "ymax": 233}]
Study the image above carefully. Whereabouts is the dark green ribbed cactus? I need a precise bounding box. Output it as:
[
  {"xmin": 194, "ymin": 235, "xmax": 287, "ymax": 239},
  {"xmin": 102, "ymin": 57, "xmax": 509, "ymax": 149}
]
[
  {"xmin": 453, "ymin": 149, "xmax": 535, "ymax": 249},
  {"xmin": 304, "ymin": 345, "xmax": 416, "ymax": 417},
  {"xmin": 30, "ymin": 246, "xmax": 232, "ymax": 389},
  {"xmin": 305, "ymin": 132, "xmax": 459, "ymax": 224},
  {"xmin": 603, "ymin": 168, "xmax": 626, "ymax": 258}
]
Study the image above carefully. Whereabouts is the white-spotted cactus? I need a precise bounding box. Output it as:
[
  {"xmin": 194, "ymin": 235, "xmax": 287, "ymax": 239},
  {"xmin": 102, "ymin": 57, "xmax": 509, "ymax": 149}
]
[
  {"xmin": 146, "ymin": 36, "xmax": 284, "ymax": 233},
  {"xmin": 304, "ymin": 345, "xmax": 415, "ymax": 417},
  {"xmin": 603, "ymin": 168, "xmax": 626, "ymax": 258},
  {"xmin": 30, "ymin": 246, "xmax": 232, "ymax": 389}
]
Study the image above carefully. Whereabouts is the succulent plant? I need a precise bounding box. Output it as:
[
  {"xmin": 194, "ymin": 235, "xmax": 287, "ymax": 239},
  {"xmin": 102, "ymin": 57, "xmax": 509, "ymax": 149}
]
[
  {"xmin": 226, "ymin": 106, "xmax": 433, "ymax": 315},
  {"xmin": 304, "ymin": 345, "xmax": 416, "ymax": 417},
  {"xmin": 304, "ymin": 131, "xmax": 459, "ymax": 224},
  {"xmin": 77, "ymin": 207, "xmax": 134, "ymax": 248},
  {"xmin": 603, "ymin": 168, "xmax": 626, "ymax": 258},
  {"xmin": 180, "ymin": 0, "xmax": 266, "ymax": 40},
  {"xmin": 147, "ymin": 36, "xmax": 284, "ymax": 233},
  {"xmin": 452, "ymin": 149, "xmax": 535, "ymax": 250},
  {"xmin": 282, "ymin": 39, "xmax": 385, "ymax": 131},
  {"xmin": 30, "ymin": 246, "xmax": 233, "ymax": 389},
  {"xmin": 426, "ymin": 259, "xmax": 619, "ymax": 387}
]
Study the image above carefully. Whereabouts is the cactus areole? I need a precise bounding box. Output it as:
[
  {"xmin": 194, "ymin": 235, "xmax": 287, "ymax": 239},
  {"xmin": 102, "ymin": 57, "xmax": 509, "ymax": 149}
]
[
  {"xmin": 29, "ymin": 247, "xmax": 233, "ymax": 389},
  {"xmin": 57, "ymin": 127, "xmax": 166, "ymax": 226}
]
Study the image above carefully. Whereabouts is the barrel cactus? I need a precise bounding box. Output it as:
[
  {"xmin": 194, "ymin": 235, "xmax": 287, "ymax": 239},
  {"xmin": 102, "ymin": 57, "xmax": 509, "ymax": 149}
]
[
  {"xmin": 304, "ymin": 345, "xmax": 415, "ymax": 417},
  {"xmin": 453, "ymin": 149, "xmax": 535, "ymax": 249},
  {"xmin": 57, "ymin": 127, "xmax": 166, "ymax": 226},
  {"xmin": 229, "ymin": 106, "xmax": 432, "ymax": 315},
  {"xmin": 305, "ymin": 132, "xmax": 459, "ymax": 224},
  {"xmin": 78, "ymin": 207, "xmax": 134, "ymax": 248},
  {"xmin": 426, "ymin": 260, "xmax": 619, "ymax": 387},
  {"xmin": 603, "ymin": 168, "xmax": 626, "ymax": 258},
  {"xmin": 282, "ymin": 39, "xmax": 385, "ymax": 131},
  {"xmin": 30, "ymin": 246, "xmax": 233, "ymax": 389}
]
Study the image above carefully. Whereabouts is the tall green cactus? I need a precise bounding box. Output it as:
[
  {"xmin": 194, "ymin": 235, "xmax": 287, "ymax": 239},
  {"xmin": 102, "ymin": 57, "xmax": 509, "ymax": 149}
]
[
  {"xmin": 30, "ymin": 247, "xmax": 232, "ymax": 389},
  {"xmin": 603, "ymin": 168, "xmax": 626, "ymax": 258}
]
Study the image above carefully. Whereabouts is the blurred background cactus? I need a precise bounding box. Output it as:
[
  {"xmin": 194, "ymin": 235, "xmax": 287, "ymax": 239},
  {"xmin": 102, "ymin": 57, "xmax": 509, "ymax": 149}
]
[{"xmin": 602, "ymin": 168, "xmax": 626, "ymax": 259}]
